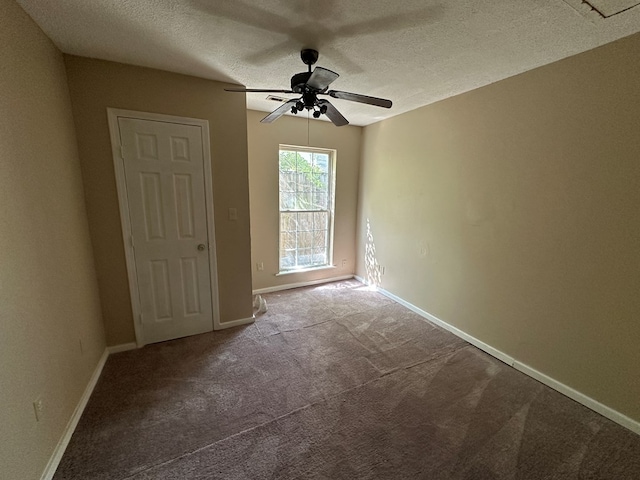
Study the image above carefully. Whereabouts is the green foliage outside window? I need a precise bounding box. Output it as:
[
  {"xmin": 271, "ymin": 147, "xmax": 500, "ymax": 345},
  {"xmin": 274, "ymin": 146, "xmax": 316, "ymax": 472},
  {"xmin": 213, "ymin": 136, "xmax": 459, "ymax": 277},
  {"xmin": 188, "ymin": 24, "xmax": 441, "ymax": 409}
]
[{"xmin": 279, "ymin": 150, "xmax": 329, "ymax": 210}]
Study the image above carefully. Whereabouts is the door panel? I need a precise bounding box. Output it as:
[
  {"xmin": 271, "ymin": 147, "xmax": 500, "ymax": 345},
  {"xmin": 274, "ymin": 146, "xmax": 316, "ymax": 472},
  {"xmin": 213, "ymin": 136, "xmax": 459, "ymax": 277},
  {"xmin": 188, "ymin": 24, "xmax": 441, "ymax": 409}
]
[
  {"xmin": 150, "ymin": 259, "xmax": 172, "ymax": 320},
  {"xmin": 174, "ymin": 174, "xmax": 195, "ymax": 238},
  {"xmin": 118, "ymin": 117, "xmax": 214, "ymax": 344},
  {"xmin": 180, "ymin": 257, "xmax": 201, "ymax": 315},
  {"xmin": 140, "ymin": 173, "xmax": 166, "ymax": 240}
]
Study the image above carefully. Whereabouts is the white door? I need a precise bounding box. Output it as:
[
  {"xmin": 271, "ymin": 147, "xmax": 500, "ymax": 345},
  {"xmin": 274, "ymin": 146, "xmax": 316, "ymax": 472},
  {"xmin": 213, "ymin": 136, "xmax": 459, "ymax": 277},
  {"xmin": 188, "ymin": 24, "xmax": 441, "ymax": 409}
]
[{"xmin": 118, "ymin": 117, "xmax": 215, "ymax": 344}]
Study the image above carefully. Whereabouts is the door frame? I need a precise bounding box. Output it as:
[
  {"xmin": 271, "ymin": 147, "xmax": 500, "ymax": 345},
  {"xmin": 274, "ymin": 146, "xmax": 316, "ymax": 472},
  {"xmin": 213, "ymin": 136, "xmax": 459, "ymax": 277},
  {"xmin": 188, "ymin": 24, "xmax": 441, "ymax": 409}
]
[{"xmin": 107, "ymin": 108, "xmax": 221, "ymax": 347}]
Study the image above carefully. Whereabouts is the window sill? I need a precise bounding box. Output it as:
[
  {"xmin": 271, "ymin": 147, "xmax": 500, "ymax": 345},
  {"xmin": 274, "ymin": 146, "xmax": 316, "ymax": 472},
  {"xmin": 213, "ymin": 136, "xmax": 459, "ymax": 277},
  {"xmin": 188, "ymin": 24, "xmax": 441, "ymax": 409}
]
[{"xmin": 275, "ymin": 265, "xmax": 337, "ymax": 276}]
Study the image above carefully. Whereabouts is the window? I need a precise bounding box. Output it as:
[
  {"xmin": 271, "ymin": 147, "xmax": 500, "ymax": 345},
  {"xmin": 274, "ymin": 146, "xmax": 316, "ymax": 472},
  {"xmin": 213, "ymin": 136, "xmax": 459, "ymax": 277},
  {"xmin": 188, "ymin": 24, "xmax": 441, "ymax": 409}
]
[{"xmin": 279, "ymin": 146, "xmax": 335, "ymax": 272}]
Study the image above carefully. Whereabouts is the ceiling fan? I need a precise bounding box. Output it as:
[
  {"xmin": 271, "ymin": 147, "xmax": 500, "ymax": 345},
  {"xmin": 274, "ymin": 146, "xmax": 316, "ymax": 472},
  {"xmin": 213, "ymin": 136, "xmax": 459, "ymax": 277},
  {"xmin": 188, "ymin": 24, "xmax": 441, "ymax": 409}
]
[{"xmin": 225, "ymin": 49, "xmax": 392, "ymax": 126}]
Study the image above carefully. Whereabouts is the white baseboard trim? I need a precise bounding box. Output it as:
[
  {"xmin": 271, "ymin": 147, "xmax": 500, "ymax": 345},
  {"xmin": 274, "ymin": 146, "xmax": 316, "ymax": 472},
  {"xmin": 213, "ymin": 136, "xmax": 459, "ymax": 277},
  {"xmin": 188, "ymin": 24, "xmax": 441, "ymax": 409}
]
[
  {"xmin": 107, "ymin": 342, "xmax": 138, "ymax": 354},
  {"xmin": 358, "ymin": 276, "xmax": 640, "ymax": 436},
  {"xmin": 375, "ymin": 285, "xmax": 515, "ymax": 367},
  {"xmin": 40, "ymin": 348, "xmax": 109, "ymax": 480},
  {"xmin": 253, "ymin": 275, "xmax": 355, "ymax": 295},
  {"xmin": 215, "ymin": 315, "xmax": 255, "ymax": 330},
  {"xmin": 513, "ymin": 361, "xmax": 640, "ymax": 435}
]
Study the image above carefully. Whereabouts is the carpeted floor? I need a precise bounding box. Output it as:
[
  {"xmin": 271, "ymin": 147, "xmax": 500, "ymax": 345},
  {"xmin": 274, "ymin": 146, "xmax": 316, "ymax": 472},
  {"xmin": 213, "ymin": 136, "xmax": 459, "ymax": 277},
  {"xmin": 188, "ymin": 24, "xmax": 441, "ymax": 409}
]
[{"xmin": 53, "ymin": 280, "xmax": 640, "ymax": 479}]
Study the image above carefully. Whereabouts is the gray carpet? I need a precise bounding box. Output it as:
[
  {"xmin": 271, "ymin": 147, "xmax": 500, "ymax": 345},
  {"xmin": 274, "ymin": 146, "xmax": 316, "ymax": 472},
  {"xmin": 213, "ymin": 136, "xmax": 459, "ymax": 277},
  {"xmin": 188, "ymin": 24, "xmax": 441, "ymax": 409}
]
[{"xmin": 53, "ymin": 280, "xmax": 640, "ymax": 479}]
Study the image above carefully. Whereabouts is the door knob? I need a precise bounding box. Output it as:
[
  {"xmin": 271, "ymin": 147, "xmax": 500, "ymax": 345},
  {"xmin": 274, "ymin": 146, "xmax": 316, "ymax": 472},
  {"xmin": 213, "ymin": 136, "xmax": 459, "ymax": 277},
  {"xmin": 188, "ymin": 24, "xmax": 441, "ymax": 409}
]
[{"xmin": 197, "ymin": 244, "xmax": 206, "ymax": 251}]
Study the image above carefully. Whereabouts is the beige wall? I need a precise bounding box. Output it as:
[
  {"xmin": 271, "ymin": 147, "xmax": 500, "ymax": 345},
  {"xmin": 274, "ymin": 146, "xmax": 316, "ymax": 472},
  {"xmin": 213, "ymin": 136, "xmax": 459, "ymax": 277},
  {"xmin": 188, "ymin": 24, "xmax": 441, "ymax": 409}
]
[
  {"xmin": 247, "ymin": 110, "xmax": 362, "ymax": 290},
  {"xmin": 64, "ymin": 57, "xmax": 254, "ymax": 344},
  {"xmin": 0, "ymin": 2, "xmax": 106, "ymax": 479},
  {"xmin": 357, "ymin": 33, "xmax": 640, "ymax": 422}
]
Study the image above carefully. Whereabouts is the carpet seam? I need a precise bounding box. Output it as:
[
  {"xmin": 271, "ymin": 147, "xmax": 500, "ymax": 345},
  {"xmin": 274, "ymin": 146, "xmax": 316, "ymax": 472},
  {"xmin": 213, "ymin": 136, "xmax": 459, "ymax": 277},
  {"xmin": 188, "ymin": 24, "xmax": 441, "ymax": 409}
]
[{"xmin": 120, "ymin": 344, "xmax": 471, "ymax": 479}]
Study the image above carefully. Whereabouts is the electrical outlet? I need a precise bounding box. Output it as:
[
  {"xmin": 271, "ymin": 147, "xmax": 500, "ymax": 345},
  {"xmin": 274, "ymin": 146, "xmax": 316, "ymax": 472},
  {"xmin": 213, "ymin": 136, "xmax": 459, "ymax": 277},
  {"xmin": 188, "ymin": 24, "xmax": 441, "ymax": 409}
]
[
  {"xmin": 256, "ymin": 262, "xmax": 264, "ymax": 271},
  {"xmin": 342, "ymin": 259, "xmax": 347, "ymax": 267},
  {"xmin": 33, "ymin": 397, "xmax": 43, "ymax": 422}
]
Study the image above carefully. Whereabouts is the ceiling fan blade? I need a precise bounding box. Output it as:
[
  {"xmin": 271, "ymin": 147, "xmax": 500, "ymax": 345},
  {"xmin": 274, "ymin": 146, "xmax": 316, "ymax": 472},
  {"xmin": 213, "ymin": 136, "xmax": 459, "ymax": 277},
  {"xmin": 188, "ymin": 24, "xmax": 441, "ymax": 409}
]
[
  {"xmin": 306, "ymin": 67, "xmax": 339, "ymax": 91},
  {"xmin": 225, "ymin": 88, "xmax": 294, "ymax": 93},
  {"xmin": 318, "ymin": 100, "xmax": 349, "ymax": 127},
  {"xmin": 261, "ymin": 99, "xmax": 298, "ymax": 124},
  {"xmin": 326, "ymin": 90, "xmax": 392, "ymax": 108}
]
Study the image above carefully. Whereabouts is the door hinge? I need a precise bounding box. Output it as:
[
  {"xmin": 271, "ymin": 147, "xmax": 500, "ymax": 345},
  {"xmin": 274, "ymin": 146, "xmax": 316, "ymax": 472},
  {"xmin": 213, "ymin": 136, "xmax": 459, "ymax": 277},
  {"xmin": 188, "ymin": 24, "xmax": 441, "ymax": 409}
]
[
  {"xmin": 119, "ymin": 144, "xmax": 125, "ymax": 159},
  {"xmin": 129, "ymin": 234, "xmax": 135, "ymax": 248}
]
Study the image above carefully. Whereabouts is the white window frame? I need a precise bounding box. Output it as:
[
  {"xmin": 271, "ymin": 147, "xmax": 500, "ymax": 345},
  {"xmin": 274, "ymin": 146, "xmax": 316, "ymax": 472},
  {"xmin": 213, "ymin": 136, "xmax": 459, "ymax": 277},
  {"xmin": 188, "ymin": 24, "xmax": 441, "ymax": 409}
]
[{"xmin": 277, "ymin": 145, "xmax": 336, "ymax": 274}]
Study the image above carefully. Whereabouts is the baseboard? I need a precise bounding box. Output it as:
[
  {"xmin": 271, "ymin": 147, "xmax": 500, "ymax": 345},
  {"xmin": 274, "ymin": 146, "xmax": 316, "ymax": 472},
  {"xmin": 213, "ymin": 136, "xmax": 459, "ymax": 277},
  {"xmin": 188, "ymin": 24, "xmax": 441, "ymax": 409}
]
[
  {"xmin": 40, "ymin": 348, "xmax": 109, "ymax": 480},
  {"xmin": 513, "ymin": 361, "xmax": 640, "ymax": 435},
  {"xmin": 376, "ymin": 285, "xmax": 515, "ymax": 367},
  {"xmin": 253, "ymin": 275, "xmax": 355, "ymax": 295},
  {"xmin": 215, "ymin": 315, "xmax": 255, "ymax": 330},
  {"xmin": 359, "ymin": 277, "xmax": 640, "ymax": 436},
  {"xmin": 107, "ymin": 342, "xmax": 138, "ymax": 354}
]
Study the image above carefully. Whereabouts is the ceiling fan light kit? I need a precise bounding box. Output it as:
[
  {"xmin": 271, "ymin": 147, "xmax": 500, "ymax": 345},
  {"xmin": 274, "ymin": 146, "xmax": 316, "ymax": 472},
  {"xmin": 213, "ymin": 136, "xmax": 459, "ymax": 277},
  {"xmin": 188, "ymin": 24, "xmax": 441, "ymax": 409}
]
[{"xmin": 225, "ymin": 49, "xmax": 392, "ymax": 126}]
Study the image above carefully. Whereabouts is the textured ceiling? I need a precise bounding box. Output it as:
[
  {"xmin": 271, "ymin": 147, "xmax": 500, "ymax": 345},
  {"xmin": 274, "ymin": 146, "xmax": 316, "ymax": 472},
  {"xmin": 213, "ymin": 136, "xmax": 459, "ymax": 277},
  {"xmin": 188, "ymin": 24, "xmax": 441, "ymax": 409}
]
[{"xmin": 16, "ymin": 0, "xmax": 640, "ymax": 126}]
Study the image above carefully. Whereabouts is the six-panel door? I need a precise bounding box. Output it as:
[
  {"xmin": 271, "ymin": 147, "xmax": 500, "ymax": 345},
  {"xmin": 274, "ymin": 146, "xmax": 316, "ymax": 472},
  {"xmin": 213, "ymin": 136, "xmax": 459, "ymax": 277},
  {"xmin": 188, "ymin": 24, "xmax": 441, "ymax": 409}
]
[{"xmin": 119, "ymin": 117, "xmax": 214, "ymax": 344}]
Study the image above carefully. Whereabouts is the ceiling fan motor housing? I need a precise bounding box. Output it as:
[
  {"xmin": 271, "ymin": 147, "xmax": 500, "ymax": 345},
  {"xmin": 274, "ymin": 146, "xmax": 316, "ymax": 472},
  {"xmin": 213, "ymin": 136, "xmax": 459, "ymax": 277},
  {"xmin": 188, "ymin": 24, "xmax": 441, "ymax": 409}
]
[{"xmin": 291, "ymin": 71, "xmax": 312, "ymax": 92}]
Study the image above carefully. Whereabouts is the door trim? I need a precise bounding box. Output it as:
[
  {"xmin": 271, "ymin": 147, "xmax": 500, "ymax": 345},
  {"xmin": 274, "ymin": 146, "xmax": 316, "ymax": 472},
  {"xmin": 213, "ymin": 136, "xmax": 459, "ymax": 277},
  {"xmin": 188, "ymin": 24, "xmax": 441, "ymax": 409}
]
[{"xmin": 107, "ymin": 108, "xmax": 221, "ymax": 346}]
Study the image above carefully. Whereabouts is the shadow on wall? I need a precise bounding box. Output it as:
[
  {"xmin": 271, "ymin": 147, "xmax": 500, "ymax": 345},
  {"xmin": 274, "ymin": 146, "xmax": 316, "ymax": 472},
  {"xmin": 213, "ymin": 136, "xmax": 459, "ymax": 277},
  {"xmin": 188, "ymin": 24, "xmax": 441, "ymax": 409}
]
[{"xmin": 365, "ymin": 218, "xmax": 382, "ymax": 287}]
